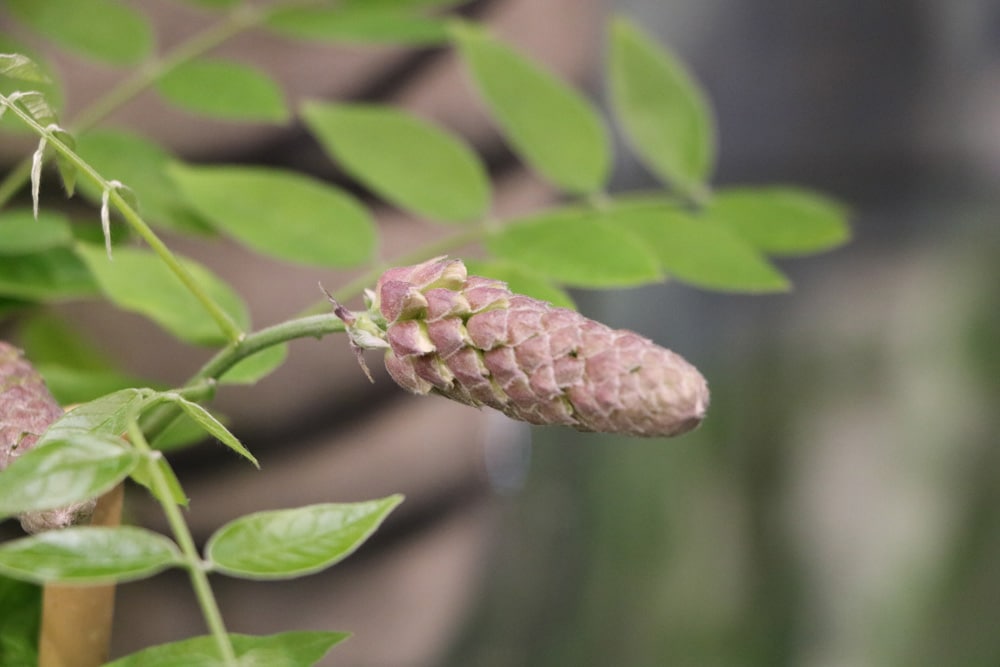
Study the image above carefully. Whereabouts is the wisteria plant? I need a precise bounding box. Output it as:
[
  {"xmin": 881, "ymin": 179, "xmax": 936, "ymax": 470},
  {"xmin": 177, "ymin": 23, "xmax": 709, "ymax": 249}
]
[{"xmin": 0, "ymin": 1, "xmax": 849, "ymax": 665}]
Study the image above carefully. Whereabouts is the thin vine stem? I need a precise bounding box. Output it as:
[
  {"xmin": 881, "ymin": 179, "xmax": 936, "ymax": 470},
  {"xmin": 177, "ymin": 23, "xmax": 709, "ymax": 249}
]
[
  {"xmin": 140, "ymin": 313, "xmax": 345, "ymax": 441},
  {"xmin": 0, "ymin": 0, "xmax": 326, "ymax": 210},
  {"xmin": 126, "ymin": 418, "xmax": 237, "ymax": 666},
  {"xmin": 0, "ymin": 94, "xmax": 245, "ymax": 343}
]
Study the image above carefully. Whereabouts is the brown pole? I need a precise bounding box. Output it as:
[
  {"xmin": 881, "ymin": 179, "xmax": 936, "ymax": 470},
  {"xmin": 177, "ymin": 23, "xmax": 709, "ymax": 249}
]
[{"xmin": 38, "ymin": 483, "xmax": 125, "ymax": 667}]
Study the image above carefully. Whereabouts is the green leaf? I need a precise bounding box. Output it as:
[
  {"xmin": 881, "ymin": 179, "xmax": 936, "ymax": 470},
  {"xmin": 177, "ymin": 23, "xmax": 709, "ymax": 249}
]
[
  {"xmin": 75, "ymin": 129, "xmax": 209, "ymax": 234},
  {"xmin": 610, "ymin": 200, "xmax": 790, "ymax": 292},
  {"xmin": 164, "ymin": 395, "xmax": 258, "ymax": 468},
  {"xmin": 206, "ymin": 496, "xmax": 403, "ymax": 579},
  {"xmin": 219, "ymin": 344, "xmax": 288, "ymax": 385},
  {"xmin": 105, "ymin": 631, "xmax": 350, "ymax": 667},
  {"xmin": 705, "ymin": 186, "xmax": 851, "ymax": 256},
  {"xmin": 0, "ymin": 248, "xmax": 99, "ymax": 302},
  {"xmin": 49, "ymin": 126, "xmax": 77, "ymax": 195},
  {"xmin": 168, "ymin": 164, "xmax": 375, "ymax": 267},
  {"xmin": 33, "ymin": 365, "xmax": 143, "ymax": 407},
  {"xmin": 150, "ymin": 412, "xmax": 208, "ymax": 453},
  {"xmin": 176, "ymin": 0, "xmax": 241, "ymax": 8},
  {"xmin": 0, "ymin": 53, "xmax": 50, "ymax": 83},
  {"xmin": 486, "ymin": 208, "xmax": 662, "ymax": 287},
  {"xmin": 0, "ymin": 209, "xmax": 73, "ymax": 255},
  {"xmin": 19, "ymin": 313, "xmax": 145, "ymax": 404},
  {"xmin": 267, "ymin": 8, "xmax": 448, "ymax": 45},
  {"xmin": 43, "ymin": 389, "xmax": 144, "ymax": 438},
  {"xmin": 75, "ymin": 243, "xmax": 250, "ymax": 345},
  {"xmin": 464, "ymin": 259, "xmax": 576, "ymax": 309},
  {"xmin": 6, "ymin": 0, "xmax": 153, "ymax": 65},
  {"xmin": 452, "ymin": 22, "xmax": 609, "ymax": 194},
  {"xmin": 339, "ymin": 0, "xmax": 466, "ymax": 9},
  {"xmin": 8, "ymin": 90, "xmax": 58, "ymax": 126},
  {"xmin": 0, "ymin": 433, "xmax": 137, "ymax": 516},
  {"xmin": 0, "ymin": 299, "xmax": 29, "ymax": 319},
  {"xmin": 0, "ymin": 576, "xmax": 41, "ymax": 667},
  {"xmin": 155, "ymin": 59, "xmax": 288, "ymax": 122},
  {"xmin": 302, "ymin": 102, "xmax": 490, "ymax": 223},
  {"xmin": 608, "ymin": 17, "xmax": 716, "ymax": 195},
  {"xmin": 0, "ymin": 527, "xmax": 180, "ymax": 585},
  {"xmin": 0, "ymin": 39, "xmax": 63, "ymax": 135},
  {"xmin": 130, "ymin": 455, "xmax": 188, "ymax": 507}
]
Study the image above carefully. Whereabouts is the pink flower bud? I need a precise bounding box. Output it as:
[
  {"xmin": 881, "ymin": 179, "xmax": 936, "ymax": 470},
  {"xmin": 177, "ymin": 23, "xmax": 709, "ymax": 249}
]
[
  {"xmin": 0, "ymin": 341, "xmax": 95, "ymax": 532},
  {"xmin": 338, "ymin": 258, "xmax": 710, "ymax": 438}
]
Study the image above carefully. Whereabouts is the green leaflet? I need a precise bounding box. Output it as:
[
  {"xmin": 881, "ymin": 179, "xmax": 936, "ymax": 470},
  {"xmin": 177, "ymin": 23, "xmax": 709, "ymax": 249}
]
[
  {"xmin": 48, "ymin": 125, "xmax": 77, "ymax": 196},
  {"xmin": 18, "ymin": 313, "xmax": 146, "ymax": 405},
  {"xmin": 706, "ymin": 186, "xmax": 851, "ymax": 256},
  {"xmin": 0, "ymin": 209, "xmax": 73, "ymax": 255},
  {"xmin": 452, "ymin": 22, "xmax": 610, "ymax": 195},
  {"xmin": 75, "ymin": 129, "xmax": 209, "ymax": 234},
  {"xmin": 105, "ymin": 631, "xmax": 350, "ymax": 667},
  {"xmin": 303, "ymin": 102, "xmax": 491, "ymax": 223},
  {"xmin": 42, "ymin": 389, "xmax": 143, "ymax": 438},
  {"xmin": 206, "ymin": 496, "xmax": 403, "ymax": 579},
  {"xmin": 0, "ymin": 53, "xmax": 49, "ymax": 83},
  {"xmin": 75, "ymin": 243, "xmax": 250, "ymax": 346},
  {"xmin": 161, "ymin": 394, "xmax": 258, "ymax": 468},
  {"xmin": 266, "ymin": 7, "xmax": 449, "ymax": 45},
  {"xmin": 168, "ymin": 164, "xmax": 376, "ymax": 267},
  {"xmin": 174, "ymin": 0, "xmax": 242, "ymax": 8},
  {"xmin": 129, "ymin": 454, "xmax": 188, "ymax": 507},
  {"xmin": 608, "ymin": 17, "xmax": 716, "ymax": 197},
  {"xmin": 486, "ymin": 208, "xmax": 662, "ymax": 288},
  {"xmin": 0, "ymin": 576, "xmax": 40, "ymax": 667},
  {"xmin": 5, "ymin": 0, "xmax": 153, "ymax": 65},
  {"xmin": 0, "ymin": 433, "xmax": 137, "ymax": 516},
  {"xmin": 0, "ymin": 248, "xmax": 99, "ymax": 302},
  {"xmin": 155, "ymin": 59, "xmax": 288, "ymax": 122},
  {"xmin": 0, "ymin": 40, "xmax": 63, "ymax": 136},
  {"xmin": 218, "ymin": 344, "xmax": 288, "ymax": 385},
  {"xmin": 609, "ymin": 200, "xmax": 790, "ymax": 293},
  {"xmin": 0, "ymin": 527, "xmax": 180, "ymax": 585}
]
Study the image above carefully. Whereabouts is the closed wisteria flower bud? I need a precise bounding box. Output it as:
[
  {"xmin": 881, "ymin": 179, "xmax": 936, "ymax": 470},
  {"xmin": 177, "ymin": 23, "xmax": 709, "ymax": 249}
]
[
  {"xmin": 0, "ymin": 341, "xmax": 95, "ymax": 532},
  {"xmin": 335, "ymin": 257, "xmax": 709, "ymax": 438}
]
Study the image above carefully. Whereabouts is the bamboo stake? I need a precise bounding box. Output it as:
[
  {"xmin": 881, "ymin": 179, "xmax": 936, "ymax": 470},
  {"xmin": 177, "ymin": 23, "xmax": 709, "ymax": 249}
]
[{"xmin": 38, "ymin": 483, "xmax": 124, "ymax": 667}]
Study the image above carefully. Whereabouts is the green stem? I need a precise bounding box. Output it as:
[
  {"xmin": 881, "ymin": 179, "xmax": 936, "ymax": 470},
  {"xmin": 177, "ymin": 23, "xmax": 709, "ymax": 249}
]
[
  {"xmin": 0, "ymin": 0, "xmax": 325, "ymax": 210},
  {"xmin": 193, "ymin": 313, "xmax": 345, "ymax": 382},
  {"xmin": 0, "ymin": 95, "xmax": 245, "ymax": 343},
  {"xmin": 68, "ymin": 4, "xmax": 267, "ymax": 133},
  {"xmin": 126, "ymin": 419, "xmax": 237, "ymax": 666},
  {"xmin": 141, "ymin": 313, "xmax": 345, "ymax": 440}
]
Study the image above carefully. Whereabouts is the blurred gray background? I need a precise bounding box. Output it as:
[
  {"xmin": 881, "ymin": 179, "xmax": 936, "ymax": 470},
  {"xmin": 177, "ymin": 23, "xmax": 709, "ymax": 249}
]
[
  {"xmin": 444, "ymin": 1, "xmax": 1000, "ymax": 666},
  {"xmin": 3, "ymin": 1, "xmax": 997, "ymax": 665}
]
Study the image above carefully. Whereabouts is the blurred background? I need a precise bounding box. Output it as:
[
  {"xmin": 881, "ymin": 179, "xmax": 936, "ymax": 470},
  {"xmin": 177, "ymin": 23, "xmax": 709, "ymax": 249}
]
[
  {"xmin": 443, "ymin": 1, "xmax": 1000, "ymax": 666},
  {"xmin": 2, "ymin": 1, "xmax": 998, "ymax": 666}
]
